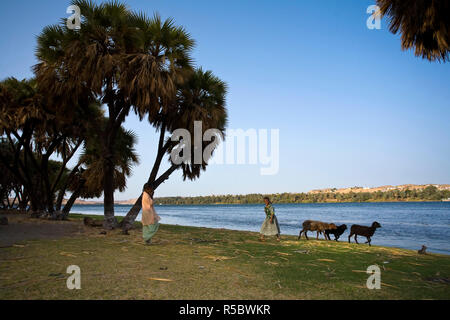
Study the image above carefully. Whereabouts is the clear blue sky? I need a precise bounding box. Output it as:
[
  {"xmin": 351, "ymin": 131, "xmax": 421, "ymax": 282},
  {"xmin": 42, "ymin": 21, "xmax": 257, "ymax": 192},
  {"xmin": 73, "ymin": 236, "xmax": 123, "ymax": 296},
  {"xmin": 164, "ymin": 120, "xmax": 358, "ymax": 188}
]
[{"xmin": 1, "ymin": 0, "xmax": 449, "ymax": 200}]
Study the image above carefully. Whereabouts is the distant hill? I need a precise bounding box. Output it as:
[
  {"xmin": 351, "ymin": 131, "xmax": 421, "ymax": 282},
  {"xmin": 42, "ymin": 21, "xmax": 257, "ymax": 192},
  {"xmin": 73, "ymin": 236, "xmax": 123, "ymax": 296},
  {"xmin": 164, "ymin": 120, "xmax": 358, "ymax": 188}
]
[{"xmin": 308, "ymin": 184, "xmax": 450, "ymax": 194}]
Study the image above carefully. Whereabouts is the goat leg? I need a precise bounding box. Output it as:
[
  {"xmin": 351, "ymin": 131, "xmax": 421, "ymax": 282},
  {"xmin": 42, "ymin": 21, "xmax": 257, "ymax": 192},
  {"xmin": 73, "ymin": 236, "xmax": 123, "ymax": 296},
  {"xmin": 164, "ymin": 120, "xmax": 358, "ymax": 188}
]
[{"xmin": 355, "ymin": 235, "xmax": 359, "ymax": 244}]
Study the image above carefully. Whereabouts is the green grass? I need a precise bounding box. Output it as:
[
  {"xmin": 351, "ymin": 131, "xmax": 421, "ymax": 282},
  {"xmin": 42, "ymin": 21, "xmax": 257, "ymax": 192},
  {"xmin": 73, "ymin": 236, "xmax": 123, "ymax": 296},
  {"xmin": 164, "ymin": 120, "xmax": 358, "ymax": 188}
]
[{"xmin": 0, "ymin": 213, "xmax": 449, "ymax": 299}]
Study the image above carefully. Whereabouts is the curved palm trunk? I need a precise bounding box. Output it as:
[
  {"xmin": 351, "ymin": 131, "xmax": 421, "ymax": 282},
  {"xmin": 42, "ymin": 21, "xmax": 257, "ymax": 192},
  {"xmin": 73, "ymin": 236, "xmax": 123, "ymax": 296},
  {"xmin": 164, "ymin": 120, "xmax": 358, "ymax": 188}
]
[
  {"xmin": 120, "ymin": 194, "xmax": 142, "ymax": 231},
  {"xmin": 55, "ymin": 189, "xmax": 65, "ymax": 212},
  {"xmin": 61, "ymin": 181, "xmax": 84, "ymax": 219},
  {"xmin": 121, "ymin": 164, "xmax": 178, "ymax": 232},
  {"xmin": 121, "ymin": 126, "xmax": 170, "ymax": 232}
]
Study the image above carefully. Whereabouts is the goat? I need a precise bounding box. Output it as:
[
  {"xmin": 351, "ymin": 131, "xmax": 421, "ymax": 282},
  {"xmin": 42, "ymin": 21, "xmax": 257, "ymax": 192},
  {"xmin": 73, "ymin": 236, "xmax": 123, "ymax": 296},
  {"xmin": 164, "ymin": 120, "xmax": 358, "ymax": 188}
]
[
  {"xmin": 325, "ymin": 224, "xmax": 347, "ymax": 241},
  {"xmin": 348, "ymin": 221, "xmax": 381, "ymax": 246},
  {"xmin": 418, "ymin": 245, "xmax": 427, "ymax": 254},
  {"xmin": 298, "ymin": 220, "xmax": 337, "ymax": 240}
]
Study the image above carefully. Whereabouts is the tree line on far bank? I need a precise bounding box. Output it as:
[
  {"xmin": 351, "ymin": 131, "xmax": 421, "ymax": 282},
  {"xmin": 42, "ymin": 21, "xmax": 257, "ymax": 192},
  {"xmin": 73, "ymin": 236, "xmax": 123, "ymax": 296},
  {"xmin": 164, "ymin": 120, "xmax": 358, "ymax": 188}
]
[{"xmin": 154, "ymin": 186, "xmax": 450, "ymax": 205}]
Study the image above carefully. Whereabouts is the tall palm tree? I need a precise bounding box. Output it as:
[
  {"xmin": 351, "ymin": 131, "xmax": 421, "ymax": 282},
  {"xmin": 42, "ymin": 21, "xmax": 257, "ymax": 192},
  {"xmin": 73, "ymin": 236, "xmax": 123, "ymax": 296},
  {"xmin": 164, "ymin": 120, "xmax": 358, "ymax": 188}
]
[
  {"xmin": 121, "ymin": 68, "xmax": 228, "ymax": 231},
  {"xmin": 377, "ymin": 0, "xmax": 450, "ymax": 62},
  {"xmin": 34, "ymin": 1, "xmax": 194, "ymax": 228},
  {"xmin": 35, "ymin": 0, "xmax": 138, "ymax": 228}
]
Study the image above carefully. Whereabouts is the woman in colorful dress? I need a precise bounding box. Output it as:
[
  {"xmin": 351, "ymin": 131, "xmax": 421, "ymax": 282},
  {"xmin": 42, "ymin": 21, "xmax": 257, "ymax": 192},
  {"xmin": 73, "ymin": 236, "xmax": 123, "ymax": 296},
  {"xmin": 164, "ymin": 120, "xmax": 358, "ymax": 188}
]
[
  {"xmin": 259, "ymin": 196, "xmax": 281, "ymax": 242},
  {"xmin": 141, "ymin": 184, "xmax": 161, "ymax": 245}
]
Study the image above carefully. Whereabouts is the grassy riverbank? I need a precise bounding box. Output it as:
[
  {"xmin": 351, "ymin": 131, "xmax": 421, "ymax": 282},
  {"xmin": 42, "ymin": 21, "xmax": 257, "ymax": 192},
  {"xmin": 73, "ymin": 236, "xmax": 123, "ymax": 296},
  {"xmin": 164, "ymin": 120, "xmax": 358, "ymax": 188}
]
[{"xmin": 0, "ymin": 213, "xmax": 449, "ymax": 299}]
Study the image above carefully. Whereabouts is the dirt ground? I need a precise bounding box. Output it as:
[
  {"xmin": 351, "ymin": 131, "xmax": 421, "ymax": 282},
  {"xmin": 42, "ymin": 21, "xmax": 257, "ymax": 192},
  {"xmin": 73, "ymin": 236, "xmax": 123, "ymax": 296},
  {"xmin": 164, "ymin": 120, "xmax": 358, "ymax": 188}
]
[{"xmin": 0, "ymin": 213, "xmax": 85, "ymax": 248}]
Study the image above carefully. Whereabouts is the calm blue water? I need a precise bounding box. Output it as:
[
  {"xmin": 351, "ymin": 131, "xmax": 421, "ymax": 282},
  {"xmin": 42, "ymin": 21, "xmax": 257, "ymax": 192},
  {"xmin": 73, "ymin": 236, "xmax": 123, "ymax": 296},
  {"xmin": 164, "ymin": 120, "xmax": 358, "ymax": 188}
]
[{"xmin": 72, "ymin": 202, "xmax": 450, "ymax": 255}]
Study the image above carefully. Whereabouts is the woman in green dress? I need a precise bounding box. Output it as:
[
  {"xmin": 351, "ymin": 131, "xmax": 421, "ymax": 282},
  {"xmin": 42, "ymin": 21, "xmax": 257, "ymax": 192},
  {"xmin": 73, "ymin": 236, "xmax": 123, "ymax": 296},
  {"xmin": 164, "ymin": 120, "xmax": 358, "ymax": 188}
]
[
  {"xmin": 259, "ymin": 197, "xmax": 281, "ymax": 242},
  {"xmin": 141, "ymin": 184, "xmax": 161, "ymax": 245}
]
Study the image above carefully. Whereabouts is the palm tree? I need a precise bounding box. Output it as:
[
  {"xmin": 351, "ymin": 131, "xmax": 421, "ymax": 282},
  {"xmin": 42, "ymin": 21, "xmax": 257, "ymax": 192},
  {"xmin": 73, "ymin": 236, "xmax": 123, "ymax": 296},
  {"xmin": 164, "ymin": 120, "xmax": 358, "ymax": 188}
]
[
  {"xmin": 377, "ymin": 0, "xmax": 450, "ymax": 62},
  {"xmin": 34, "ymin": 1, "xmax": 194, "ymax": 228},
  {"xmin": 0, "ymin": 76, "xmax": 102, "ymax": 217},
  {"xmin": 0, "ymin": 77, "xmax": 56, "ymax": 214},
  {"xmin": 61, "ymin": 124, "xmax": 139, "ymax": 217},
  {"xmin": 120, "ymin": 68, "xmax": 228, "ymax": 231}
]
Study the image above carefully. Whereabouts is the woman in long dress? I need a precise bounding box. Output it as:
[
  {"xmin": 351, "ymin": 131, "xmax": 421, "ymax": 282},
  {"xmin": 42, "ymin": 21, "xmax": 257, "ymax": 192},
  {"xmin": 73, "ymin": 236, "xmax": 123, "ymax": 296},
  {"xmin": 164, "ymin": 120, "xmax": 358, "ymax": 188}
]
[
  {"xmin": 259, "ymin": 196, "xmax": 281, "ymax": 242},
  {"xmin": 141, "ymin": 184, "xmax": 161, "ymax": 245}
]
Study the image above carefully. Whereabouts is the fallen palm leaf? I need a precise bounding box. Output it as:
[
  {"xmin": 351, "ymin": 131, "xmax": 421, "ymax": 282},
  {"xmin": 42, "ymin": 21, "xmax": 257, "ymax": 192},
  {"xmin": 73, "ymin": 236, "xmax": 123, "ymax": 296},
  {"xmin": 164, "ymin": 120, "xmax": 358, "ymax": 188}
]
[
  {"xmin": 317, "ymin": 259, "xmax": 335, "ymax": 262},
  {"xmin": 382, "ymin": 283, "xmax": 399, "ymax": 289},
  {"xmin": 148, "ymin": 277, "xmax": 174, "ymax": 282},
  {"xmin": 59, "ymin": 252, "xmax": 77, "ymax": 257},
  {"xmin": 276, "ymin": 252, "xmax": 292, "ymax": 256},
  {"xmin": 204, "ymin": 255, "xmax": 234, "ymax": 262}
]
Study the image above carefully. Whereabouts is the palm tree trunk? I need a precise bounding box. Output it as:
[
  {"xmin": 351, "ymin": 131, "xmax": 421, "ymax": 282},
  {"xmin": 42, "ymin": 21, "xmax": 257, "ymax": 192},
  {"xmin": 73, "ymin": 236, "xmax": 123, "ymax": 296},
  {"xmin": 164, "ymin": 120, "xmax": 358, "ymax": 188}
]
[
  {"xmin": 120, "ymin": 127, "xmax": 168, "ymax": 232},
  {"xmin": 103, "ymin": 145, "xmax": 117, "ymax": 229},
  {"xmin": 103, "ymin": 162, "xmax": 117, "ymax": 229},
  {"xmin": 18, "ymin": 188, "xmax": 28, "ymax": 211},
  {"xmin": 121, "ymin": 164, "xmax": 178, "ymax": 232},
  {"xmin": 62, "ymin": 182, "xmax": 84, "ymax": 218},
  {"xmin": 102, "ymin": 100, "xmax": 122, "ymax": 230},
  {"xmin": 30, "ymin": 190, "xmax": 45, "ymax": 217},
  {"xmin": 120, "ymin": 194, "xmax": 142, "ymax": 231},
  {"xmin": 55, "ymin": 189, "xmax": 64, "ymax": 211},
  {"xmin": 56, "ymin": 162, "xmax": 81, "ymax": 211}
]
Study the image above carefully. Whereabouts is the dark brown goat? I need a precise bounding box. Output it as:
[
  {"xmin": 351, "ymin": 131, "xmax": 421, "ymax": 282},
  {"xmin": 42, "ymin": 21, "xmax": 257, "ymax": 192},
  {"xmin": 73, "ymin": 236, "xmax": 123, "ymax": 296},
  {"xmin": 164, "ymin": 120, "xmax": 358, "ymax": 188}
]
[
  {"xmin": 325, "ymin": 224, "xmax": 347, "ymax": 241},
  {"xmin": 348, "ymin": 221, "xmax": 381, "ymax": 246},
  {"xmin": 298, "ymin": 220, "xmax": 337, "ymax": 240}
]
